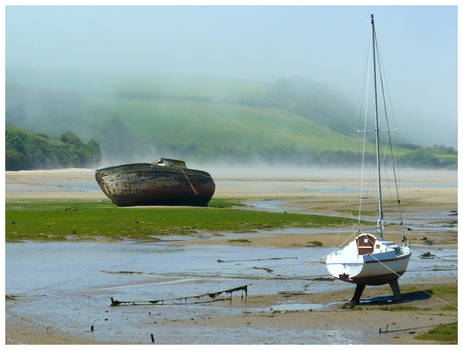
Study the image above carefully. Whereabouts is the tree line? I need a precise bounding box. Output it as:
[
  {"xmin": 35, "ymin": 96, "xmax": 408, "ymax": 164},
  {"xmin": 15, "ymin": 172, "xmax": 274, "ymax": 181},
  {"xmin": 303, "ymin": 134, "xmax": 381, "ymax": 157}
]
[{"xmin": 6, "ymin": 124, "xmax": 101, "ymax": 171}]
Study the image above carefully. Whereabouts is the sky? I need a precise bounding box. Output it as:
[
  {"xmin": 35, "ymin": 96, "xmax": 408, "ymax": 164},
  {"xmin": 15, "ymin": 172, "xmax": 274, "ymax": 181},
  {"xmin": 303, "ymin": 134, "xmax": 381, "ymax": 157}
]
[{"xmin": 5, "ymin": 5, "xmax": 458, "ymax": 147}]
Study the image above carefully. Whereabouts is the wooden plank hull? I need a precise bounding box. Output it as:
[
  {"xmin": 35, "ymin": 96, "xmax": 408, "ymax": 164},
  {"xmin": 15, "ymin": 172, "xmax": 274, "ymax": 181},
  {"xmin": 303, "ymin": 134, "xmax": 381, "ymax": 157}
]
[{"xmin": 95, "ymin": 163, "xmax": 215, "ymax": 207}]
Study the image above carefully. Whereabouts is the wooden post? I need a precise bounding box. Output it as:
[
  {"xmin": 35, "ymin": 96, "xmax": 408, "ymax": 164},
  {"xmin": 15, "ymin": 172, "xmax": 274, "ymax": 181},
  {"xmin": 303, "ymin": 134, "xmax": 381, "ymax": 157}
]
[{"xmin": 150, "ymin": 333, "xmax": 155, "ymax": 343}]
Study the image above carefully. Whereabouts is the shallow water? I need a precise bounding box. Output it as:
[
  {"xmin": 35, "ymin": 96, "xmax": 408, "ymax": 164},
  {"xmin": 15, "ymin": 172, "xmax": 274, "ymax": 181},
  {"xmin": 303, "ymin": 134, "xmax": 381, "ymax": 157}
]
[
  {"xmin": 245, "ymin": 198, "xmax": 457, "ymax": 234},
  {"xmin": 270, "ymin": 301, "xmax": 342, "ymax": 312},
  {"xmin": 6, "ymin": 180, "xmax": 100, "ymax": 193},
  {"xmin": 6, "ymin": 241, "xmax": 456, "ymax": 344}
]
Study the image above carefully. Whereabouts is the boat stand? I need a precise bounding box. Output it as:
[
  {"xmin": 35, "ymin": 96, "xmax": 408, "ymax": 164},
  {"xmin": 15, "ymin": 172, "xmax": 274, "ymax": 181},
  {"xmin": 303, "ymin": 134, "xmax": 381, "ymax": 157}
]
[{"xmin": 349, "ymin": 280, "xmax": 402, "ymax": 305}]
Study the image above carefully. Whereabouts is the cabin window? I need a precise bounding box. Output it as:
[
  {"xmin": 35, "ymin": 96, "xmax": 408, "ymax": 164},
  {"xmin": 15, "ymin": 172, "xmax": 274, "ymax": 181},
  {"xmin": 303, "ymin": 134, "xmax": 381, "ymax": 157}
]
[{"xmin": 364, "ymin": 238, "xmax": 369, "ymax": 243}]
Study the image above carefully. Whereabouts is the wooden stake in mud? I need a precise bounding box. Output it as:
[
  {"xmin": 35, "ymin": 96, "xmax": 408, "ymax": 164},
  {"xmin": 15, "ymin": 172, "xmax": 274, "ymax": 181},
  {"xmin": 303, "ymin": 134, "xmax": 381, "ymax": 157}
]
[{"xmin": 150, "ymin": 333, "xmax": 155, "ymax": 343}]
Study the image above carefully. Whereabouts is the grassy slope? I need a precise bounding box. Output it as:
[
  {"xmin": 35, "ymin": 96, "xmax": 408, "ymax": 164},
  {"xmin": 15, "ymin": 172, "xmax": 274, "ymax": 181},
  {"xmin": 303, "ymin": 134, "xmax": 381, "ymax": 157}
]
[
  {"xmin": 109, "ymin": 98, "xmax": 369, "ymax": 154},
  {"xmin": 6, "ymin": 75, "xmax": 456, "ymax": 165},
  {"xmin": 98, "ymin": 75, "xmax": 368, "ymax": 155},
  {"xmin": 4, "ymin": 76, "xmax": 377, "ymax": 157}
]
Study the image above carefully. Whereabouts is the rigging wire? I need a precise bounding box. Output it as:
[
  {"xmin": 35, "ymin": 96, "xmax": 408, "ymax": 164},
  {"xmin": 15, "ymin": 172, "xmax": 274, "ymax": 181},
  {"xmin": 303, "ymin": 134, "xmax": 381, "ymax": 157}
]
[
  {"xmin": 376, "ymin": 44, "xmax": 404, "ymax": 223},
  {"xmin": 373, "ymin": 30, "xmax": 404, "ymax": 225},
  {"xmin": 358, "ymin": 29, "xmax": 373, "ymax": 226}
]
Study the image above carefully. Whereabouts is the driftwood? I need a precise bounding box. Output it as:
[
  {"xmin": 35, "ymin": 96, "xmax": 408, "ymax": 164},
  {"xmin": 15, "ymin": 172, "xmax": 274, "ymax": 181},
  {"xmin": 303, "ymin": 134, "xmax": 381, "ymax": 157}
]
[{"xmin": 110, "ymin": 284, "xmax": 249, "ymax": 307}]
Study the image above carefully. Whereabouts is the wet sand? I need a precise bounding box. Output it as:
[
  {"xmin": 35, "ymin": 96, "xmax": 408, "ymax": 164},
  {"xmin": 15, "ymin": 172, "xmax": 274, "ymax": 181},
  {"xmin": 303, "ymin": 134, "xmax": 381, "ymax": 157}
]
[
  {"xmin": 181, "ymin": 279, "xmax": 457, "ymax": 345},
  {"xmin": 175, "ymin": 230, "xmax": 457, "ymax": 250},
  {"xmin": 5, "ymin": 167, "xmax": 457, "ymax": 203},
  {"xmin": 6, "ymin": 278, "xmax": 457, "ymax": 344},
  {"xmin": 6, "ymin": 312, "xmax": 103, "ymax": 344},
  {"xmin": 5, "ymin": 168, "xmax": 458, "ymax": 344}
]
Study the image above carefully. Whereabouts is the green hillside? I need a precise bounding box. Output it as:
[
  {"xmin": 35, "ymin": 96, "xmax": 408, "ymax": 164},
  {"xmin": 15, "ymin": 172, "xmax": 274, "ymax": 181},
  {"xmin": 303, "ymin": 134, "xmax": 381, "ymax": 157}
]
[
  {"xmin": 5, "ymin": 75, "xmax": 457, "ymax": 168},
  {"xmin": 110, "ymin": 98, "xmax": 368, "ymax": 157}
]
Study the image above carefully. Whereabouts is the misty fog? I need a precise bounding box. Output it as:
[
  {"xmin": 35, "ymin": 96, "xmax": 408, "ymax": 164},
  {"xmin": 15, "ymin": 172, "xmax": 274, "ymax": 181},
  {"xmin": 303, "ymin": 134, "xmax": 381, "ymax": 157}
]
[{"xmin": 5, "ymin": 6, "xmax": 457, "ymax": 168}]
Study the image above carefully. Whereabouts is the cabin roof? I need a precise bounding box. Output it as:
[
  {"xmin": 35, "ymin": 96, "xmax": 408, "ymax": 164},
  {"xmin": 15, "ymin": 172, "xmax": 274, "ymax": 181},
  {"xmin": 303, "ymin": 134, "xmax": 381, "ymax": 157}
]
[{"xmin": 152, "ymin": 158, "xmax": 187, "ymax": 168}]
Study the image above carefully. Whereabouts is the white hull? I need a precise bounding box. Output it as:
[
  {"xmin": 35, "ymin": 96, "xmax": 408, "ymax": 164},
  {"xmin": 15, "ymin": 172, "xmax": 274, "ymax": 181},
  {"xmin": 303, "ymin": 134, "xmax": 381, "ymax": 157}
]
[
  {"xmin": 326, "ymin": 235, "xmax": 411, "ymax": 285},
  {"xmin": 327, "ymin": 252, "xmax": 410, "ymax": 285}
]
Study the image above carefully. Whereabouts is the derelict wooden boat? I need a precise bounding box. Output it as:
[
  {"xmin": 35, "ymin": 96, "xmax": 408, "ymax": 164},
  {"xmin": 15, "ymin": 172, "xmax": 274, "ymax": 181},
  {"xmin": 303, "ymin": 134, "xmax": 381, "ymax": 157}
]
[{"xmin": 95, "ymin": 158, "xmax": 215, "ymax": 207}]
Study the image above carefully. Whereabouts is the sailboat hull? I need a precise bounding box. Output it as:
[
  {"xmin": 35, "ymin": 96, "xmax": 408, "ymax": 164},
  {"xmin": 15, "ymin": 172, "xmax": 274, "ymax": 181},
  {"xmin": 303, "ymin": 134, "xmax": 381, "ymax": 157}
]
[{"xmin": 326, "ymin": 251, "xmax": 411, "ymax": 286}]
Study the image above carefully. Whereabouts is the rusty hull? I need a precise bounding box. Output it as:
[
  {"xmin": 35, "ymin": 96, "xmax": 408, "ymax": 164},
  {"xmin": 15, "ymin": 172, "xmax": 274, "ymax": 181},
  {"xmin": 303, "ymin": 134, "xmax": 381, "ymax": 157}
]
[{"xmin": 95, "ymin": 162, "xmax": 215, "ymax": 207}]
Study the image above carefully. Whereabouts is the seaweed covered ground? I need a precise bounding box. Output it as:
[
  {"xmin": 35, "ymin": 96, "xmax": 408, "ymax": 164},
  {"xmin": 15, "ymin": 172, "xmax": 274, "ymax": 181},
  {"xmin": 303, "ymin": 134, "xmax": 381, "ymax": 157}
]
[{"xmin": 5, "ymin": 198, "xmax": 361, "ymax": 242}]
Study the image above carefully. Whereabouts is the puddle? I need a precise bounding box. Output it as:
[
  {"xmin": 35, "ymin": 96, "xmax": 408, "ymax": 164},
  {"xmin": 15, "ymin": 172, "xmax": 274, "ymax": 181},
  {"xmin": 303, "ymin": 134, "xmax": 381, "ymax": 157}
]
[{"xmin": 270, "ymin": 301, "xmax": 341, "ymax": 312}]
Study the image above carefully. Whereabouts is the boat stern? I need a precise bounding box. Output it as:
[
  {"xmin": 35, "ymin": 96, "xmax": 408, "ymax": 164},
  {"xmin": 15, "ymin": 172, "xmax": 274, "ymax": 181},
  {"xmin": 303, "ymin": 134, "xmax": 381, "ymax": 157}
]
[{"xmin": 326, "ymin": 243, "xmax": 363, "ymax": 282}]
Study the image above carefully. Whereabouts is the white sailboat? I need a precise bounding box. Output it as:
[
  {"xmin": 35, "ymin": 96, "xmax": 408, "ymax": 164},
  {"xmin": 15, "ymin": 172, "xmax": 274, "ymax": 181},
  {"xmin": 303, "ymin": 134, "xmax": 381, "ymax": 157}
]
[{"xmin": 325, "ymin": 14, "xmax": 411, "ymax": 305}]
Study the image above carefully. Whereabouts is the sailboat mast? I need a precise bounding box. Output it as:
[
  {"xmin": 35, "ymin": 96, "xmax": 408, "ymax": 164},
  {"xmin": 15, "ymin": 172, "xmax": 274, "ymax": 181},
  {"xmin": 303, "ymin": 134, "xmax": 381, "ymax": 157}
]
[{"xmin": 371, "ymin": 14, "xmax": 384, "ymax": 238}]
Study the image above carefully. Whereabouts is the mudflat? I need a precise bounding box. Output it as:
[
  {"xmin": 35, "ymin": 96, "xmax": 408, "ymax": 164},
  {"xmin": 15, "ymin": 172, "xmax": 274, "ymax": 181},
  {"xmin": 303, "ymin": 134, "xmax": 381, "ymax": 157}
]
[
  {"xmin": 5, "ymin": 167, "xmax": 458, "ymax": 344},
  {"xmin": 6, "ymin": 279, "xmax": 457, "ymax": 344}
]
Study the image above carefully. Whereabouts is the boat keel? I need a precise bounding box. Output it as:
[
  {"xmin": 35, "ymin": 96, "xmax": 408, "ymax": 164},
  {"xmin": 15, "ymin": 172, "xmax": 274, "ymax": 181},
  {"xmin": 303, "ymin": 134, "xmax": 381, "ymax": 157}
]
[
  {"xmin": 389, "ymin": 279, "xmax": 402, "ymax": 302},
  {"xmin": 349, "ymin": 283, "xmax": 366, "ymax": 305}
]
